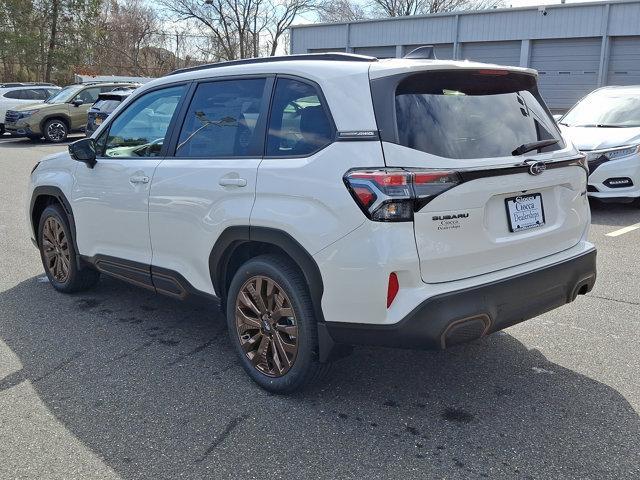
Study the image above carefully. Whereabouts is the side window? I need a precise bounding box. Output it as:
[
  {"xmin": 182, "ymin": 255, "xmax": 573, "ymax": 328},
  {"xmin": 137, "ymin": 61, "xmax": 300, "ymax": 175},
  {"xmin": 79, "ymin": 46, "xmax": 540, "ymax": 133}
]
[
  {"xmin": 266, "ymin": 78, "xmax": 333, "ymax": 157},
  {"xmin": 76, "ymin": 87, "xmax": 101, "ymax": 104},
  {"xmin": 3, "ymin": 89, "xmax": 25, "ymax": 99},
  {"xmin": 25, "ymin": 89, "xmax": 48, "ymax": 100},
  {"xmin": 99, "ymin": 85, "xmax": 186, "ymax": 158},
  {"xmin": 175, "ymin": 78, "xmax": 267, "ymax": 158}
]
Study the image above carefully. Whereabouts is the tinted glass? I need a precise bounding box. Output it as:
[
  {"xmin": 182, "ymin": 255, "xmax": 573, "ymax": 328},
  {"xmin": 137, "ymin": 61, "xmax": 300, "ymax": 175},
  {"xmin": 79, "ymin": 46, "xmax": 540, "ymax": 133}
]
[
  {"xmin": 266, "ymin": 78, "xmax": 333, "ymax": 157},
  {"xmin": 92, "ymin": 99, "xmax": 121, "ymax": 113},
  {"xmin": 102, "ymin": 85, "xmax": 185, "ymax": 158},
  {"xmin": 75, "ymin": 87, "xmax": 101, "ymax": 104},
  {"xmin": 176, "ymin": 78, "xmax": 266, "ymax": 157},
  {"xmin": 561, "ymin": 90, "xmax": 640, "ymax": 128},
  {"xmin": 27, "ymin": 89, "xmax": 49, "ymax": 100},
  {"xmin": 394, "ymin": 71, "xmax": 562, "ymax": 159},
  {"xmin": 3, "ymin": 90, "xmax": 25, "ymax": 99}
]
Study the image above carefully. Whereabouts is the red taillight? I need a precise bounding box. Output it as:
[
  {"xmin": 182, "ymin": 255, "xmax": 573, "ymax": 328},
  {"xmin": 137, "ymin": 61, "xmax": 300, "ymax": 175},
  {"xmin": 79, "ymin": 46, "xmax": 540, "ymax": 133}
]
[
  {"xmin": 387, "ymin": 272, "xmax": 399, "ymax": 308},
  {"xmin": 344, "ymin": 168, "xmax": 461, "ymax": 222}
]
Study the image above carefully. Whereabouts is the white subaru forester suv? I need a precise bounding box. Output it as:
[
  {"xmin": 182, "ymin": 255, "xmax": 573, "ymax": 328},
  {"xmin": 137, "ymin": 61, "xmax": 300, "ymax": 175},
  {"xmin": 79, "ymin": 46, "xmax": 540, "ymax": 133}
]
[{"xmin": 28, "ymin": 50, "xmax": 597, "ymax": 393}]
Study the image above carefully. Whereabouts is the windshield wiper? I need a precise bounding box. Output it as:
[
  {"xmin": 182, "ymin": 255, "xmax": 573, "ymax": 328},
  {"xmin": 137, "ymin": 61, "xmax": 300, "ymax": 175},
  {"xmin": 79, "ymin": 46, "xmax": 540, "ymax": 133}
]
[{"xmin": 511, "ymin": 139, "xmax": 559, "ymax": 156}]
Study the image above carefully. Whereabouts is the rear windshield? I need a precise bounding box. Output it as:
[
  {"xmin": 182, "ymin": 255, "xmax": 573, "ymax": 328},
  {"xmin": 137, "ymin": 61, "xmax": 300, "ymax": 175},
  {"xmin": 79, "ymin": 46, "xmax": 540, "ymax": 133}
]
[
  {"xmin": 393, "ymin": 71, "xmax": 562, "ymax": 159},
  {"xmin": 92, "ymin": 99, "xmax": 122, "ymax": 113}
]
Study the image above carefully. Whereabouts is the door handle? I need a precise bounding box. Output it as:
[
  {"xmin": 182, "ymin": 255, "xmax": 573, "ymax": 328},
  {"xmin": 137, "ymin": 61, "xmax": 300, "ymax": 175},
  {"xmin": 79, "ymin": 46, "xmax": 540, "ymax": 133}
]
[
  {"xmin": 219, "ymin": 177, "xmax": 247, "ymax": 187},
  {"xmin": 129, "ymin": 175, "xmax": 150, "ymax": 184}
]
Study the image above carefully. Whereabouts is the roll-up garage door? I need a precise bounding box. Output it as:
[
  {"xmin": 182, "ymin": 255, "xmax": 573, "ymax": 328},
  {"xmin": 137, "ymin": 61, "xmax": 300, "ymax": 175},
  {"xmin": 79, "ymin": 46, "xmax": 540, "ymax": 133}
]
[
  {"xmin": 460, "ymin": 41, "xmax": 521, "ymax": 66},
  {"xmin": 531, "ymin": 37, "xmax": 601, "ymax": 111},
  {"xmin": 353, "ymin": 46, "xmax": 396, "ymax": 58},
  {"xmin": 405, "ymin": 43, "xmax": 454, "ymax": 60},
  {"xmin": 308, "ymin": 48, "xmax": 346, "ymax": 53},
  {"xmin": 607, "ymin": 36, "xmax": 640, "ymax": 86}
]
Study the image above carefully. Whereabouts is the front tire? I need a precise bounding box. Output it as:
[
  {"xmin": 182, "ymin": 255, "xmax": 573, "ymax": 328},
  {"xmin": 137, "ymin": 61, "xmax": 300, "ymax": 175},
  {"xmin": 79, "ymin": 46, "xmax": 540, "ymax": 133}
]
[
  {"xmin": 226, "ymin": 255, "xmax": 328, "ymax": 393},
  {"xmin": 43, "ymin": 119, "xmax": 68, "ymax": 143},
  {"xmin": 37, "ymin": 204, "xmax": 100, "ymax": 293}
]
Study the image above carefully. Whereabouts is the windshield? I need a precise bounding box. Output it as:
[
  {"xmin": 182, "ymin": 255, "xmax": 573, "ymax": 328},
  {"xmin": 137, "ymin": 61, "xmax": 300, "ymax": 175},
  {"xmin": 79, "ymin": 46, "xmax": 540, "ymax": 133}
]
[
  {"xmin": 393, "ymin": 71, "xmax": 562, "ymax": 159},
  {"xmin": 561, "ymin": 91, "xmax": 640, "ymax": 127},
  {"xmin": 45, "ymin": 85, "xmax": 83, "ymax": 104}
]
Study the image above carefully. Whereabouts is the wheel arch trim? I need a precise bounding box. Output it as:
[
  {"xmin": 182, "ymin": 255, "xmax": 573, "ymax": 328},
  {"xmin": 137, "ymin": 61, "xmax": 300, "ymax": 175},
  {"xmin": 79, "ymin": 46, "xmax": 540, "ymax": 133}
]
[
  {"xmin": 30, "ymin": 186, "xmax": 81, "ymax": 269},
  {"xmin": 209, "ymin": 226, "xmax": 325, "ymax": 324}
]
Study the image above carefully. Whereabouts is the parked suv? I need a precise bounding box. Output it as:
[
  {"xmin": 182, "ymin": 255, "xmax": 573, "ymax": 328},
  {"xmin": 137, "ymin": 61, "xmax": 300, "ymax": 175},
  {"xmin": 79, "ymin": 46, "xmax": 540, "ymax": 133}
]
[
  {"xmin": 0, "ymin": 83, "xmax": 60, "ymax": 135},
  {"xmin": 558, "ymin": 85, "xmax": 640, "ymax": 206},
  {"xmin": 28, "ymin": 52, "xmax": 597, "ymax": 392},
  {"xmin": 6, "ymin": 82, "xmax": 137, "ymax": 142},
  {"xmin": 85, "ymin": 87, "xmax": 137, "ymax": 136}
]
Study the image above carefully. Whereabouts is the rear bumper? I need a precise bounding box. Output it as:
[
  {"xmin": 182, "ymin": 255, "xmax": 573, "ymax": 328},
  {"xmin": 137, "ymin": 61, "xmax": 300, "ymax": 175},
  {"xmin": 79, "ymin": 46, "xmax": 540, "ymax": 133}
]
[{"xmin": 319, "ymin": 248, "xmax": 596, "ymax": 357}]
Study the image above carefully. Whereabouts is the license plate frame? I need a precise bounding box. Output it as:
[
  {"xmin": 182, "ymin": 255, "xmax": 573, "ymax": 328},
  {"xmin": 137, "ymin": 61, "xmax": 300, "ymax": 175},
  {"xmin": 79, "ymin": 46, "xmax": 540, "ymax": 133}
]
[{"xmin": 504, "ymin": 193, "xmax": 546, "ymax": 232}]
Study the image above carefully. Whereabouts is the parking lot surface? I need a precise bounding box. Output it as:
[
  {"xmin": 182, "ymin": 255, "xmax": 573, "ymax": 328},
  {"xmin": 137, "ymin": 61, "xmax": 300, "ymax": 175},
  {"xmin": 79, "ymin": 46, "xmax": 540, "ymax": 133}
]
[{"xmin": 1, "ymin": 134, "xmax": 639, "ymax": 480}]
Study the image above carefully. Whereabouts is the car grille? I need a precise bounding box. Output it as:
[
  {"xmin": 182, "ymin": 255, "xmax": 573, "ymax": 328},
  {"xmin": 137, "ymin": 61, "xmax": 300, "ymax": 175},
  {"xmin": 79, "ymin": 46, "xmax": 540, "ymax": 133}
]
[{"xmin": 4, "ymin": 110, "xmax": 20, "ymax": 123}]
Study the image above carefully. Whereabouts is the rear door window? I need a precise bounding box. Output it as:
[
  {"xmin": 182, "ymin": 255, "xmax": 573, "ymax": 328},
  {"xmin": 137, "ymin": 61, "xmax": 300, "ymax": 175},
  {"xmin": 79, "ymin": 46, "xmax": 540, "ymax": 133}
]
[
  {"xmin": 389, "ymin": 71, "xmax": 562, "ymax": 159},
  {"xmin": 175, "ymin": 78, "xmax": 267, "ymax": 158},
  {"xmin": 266, "ymin": 78, "xmax": 334, "ymax": 157}
]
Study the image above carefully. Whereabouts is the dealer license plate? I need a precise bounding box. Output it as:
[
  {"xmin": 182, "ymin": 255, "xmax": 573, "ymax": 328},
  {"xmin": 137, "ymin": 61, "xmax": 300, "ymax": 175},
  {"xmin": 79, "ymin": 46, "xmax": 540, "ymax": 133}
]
[{"xmin": 505, "ymin": 193, "xmax": 545, "ymax": 232}]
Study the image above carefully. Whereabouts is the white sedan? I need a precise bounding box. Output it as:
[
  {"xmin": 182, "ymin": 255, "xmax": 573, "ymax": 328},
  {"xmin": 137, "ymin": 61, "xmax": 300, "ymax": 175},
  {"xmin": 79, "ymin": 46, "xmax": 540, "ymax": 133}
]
[{"xmin": 558, "ymin": 85, "xmax": 640, "ymax": 205}]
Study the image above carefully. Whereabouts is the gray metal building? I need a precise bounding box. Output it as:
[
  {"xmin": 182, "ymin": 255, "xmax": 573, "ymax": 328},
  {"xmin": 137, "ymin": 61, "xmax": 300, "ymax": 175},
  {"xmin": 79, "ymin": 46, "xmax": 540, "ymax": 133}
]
[{"xmin": 290, "ymin": 0, "xmax": 640, "ymax": 110}]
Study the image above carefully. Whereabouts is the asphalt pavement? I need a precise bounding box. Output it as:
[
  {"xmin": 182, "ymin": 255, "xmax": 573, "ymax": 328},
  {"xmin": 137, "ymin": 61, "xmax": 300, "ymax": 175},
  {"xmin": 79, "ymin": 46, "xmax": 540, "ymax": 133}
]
[{"xmin": 1, "ymin": 134, "xmax": 639, "ymax": 480}]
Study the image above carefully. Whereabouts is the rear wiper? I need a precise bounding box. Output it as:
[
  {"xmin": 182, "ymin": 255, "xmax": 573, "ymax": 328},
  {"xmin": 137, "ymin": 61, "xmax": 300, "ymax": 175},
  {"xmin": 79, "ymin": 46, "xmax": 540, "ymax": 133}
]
[{"xmin": 512, "ymin": 139, "xmax": 559, "ymax": 156}]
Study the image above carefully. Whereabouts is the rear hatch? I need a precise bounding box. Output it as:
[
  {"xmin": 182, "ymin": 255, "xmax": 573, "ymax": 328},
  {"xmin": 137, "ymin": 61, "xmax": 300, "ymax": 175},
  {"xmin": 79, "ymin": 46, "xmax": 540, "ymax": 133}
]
[{"xmin": 370, "ymin": 66, "xmax": 589, "ymax": 283}]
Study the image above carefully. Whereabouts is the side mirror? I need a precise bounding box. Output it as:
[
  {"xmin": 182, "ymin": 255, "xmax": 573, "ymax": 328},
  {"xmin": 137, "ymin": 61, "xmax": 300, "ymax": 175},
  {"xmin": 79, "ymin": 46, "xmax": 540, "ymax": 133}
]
[
  {"xmin": 72, "ymin": 98, "xmax": 84, "ymax": 107},
  {"xmin": 69, "ymin": 138, "xmax": 97, "ymax": 168}
]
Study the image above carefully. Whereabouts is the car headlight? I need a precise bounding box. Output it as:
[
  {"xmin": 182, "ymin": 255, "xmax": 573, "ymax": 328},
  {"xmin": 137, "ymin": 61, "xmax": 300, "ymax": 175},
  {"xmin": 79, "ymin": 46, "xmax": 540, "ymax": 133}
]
[
  {"xmin": 18, "ymin": 109, "xmax": 39, "ymax": 119},
  {"xmin": 586, "ymin": 145, "xmax": 640, "ymax": 162}
]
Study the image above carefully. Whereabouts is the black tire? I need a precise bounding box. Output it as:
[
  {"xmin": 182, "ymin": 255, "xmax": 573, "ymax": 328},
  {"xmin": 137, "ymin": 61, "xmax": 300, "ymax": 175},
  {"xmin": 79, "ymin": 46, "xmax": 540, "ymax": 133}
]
[
  {"xmin": 225, "ymin": 254, "xmax": 329, "ymax": 393},
  {"xmin": 0, "ymin": 123, "xmax": 5, "ymax": 135},
  {"xmin": 43, "ymin": 118, "xmax": 68, "ymax": 143},
  {"xmin": 37, "ymin": 204, "xmax": 100, "ymax": 293},
  {"xmin": 27, "ymin": 134, "xmax": 41, "ymax": 142}
]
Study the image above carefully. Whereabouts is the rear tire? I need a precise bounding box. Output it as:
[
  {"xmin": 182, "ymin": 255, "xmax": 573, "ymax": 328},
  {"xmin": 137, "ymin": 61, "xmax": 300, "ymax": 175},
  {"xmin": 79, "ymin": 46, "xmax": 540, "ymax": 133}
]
[
  {"xmin": 43, "ymin": 118, "xmax": 68, "ymax": 143},
  {"xmin": 37, "ymin": 204, "xmax": 100, "ymax": 293},
  {"xmin": 225, "ymin": 254, "xmax": 329, "ymax": 393}
]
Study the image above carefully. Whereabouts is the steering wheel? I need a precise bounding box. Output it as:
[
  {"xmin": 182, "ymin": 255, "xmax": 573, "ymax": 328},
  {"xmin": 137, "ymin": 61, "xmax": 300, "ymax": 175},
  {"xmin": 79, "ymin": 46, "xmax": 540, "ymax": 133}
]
[{"xmin": 133, "ymin": 137, "xmax": 164, "ymax": 157}]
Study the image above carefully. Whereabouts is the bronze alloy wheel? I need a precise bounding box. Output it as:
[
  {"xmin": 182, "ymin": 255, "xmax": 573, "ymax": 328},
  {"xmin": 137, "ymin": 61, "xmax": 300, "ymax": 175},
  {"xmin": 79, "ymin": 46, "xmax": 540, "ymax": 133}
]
[
  {"xmin": 235, "ymin": 275, "xmax": 299, "ymax": 377},
  {"xmin": 41, "ymin": 216, "xmax": 71, "ymax": 283}
]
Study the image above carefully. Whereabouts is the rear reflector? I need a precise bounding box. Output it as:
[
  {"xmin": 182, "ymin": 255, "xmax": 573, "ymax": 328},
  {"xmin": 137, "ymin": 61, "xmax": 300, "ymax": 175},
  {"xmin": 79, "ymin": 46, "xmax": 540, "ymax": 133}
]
[{"xmin": 387, "ymin": 272, "xmax": 399, "ymax": 308}]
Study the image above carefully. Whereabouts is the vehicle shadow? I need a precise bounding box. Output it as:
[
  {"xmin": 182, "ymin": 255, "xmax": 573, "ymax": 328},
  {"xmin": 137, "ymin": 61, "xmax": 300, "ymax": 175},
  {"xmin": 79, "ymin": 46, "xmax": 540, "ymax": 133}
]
[
  {"xmin": 0, "ymin": 276, "xmax": 638, "ymax": 479},
  {"xmin": 589, "ymin": 198, "xmax": 640, "ymax": 227}
]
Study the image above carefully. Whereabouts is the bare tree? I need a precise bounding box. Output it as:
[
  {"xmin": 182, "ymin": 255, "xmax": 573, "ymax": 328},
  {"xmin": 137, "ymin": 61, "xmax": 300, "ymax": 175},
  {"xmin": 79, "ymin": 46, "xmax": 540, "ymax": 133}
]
[
  {"xmin": 160, "ymin": 0, "xmax": 316, "ymax": 59},
  {"xmin": 317, "ymin": 0, "xmax": 367, "ymax": 23},
  {"xmin": 263, "ymin": 0, "xmax": 316, "ymax": 56},
  {"xmin": 367, "ymin": 0, "xmax": 502, "ymax": 17}
]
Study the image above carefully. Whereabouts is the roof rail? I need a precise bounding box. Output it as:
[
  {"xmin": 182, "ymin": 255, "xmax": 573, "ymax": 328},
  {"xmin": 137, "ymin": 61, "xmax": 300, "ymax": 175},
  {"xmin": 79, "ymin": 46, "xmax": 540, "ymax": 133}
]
[{"xmin": 167, "ymin": 52, "xmax": 377, "ymax": 76}]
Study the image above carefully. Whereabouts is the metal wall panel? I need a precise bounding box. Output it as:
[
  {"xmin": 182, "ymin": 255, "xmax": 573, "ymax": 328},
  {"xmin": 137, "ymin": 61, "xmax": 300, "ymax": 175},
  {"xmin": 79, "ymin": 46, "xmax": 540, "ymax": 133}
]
[
  {"xmin": 460, "ymin": 41, "xmax": 521, "ymax": 66},
  {"xmin": 405, "ymin": 43, "xmax": 454, "ymax": 59},
  {"xmin": 353, "ymin": 46, "xmax": 396, "ymax": 58},
  {"xmin": 349, "ymin": 16, "xmax": 456, "ymax": 46},
  {"xmin": 531, "ymin": 37, "xmax": 601, "ymax": 109},
  {"xmin": 607, "ymin": 36, "xmax": 640, "ymax": 85}
]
